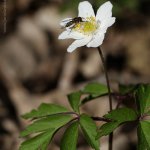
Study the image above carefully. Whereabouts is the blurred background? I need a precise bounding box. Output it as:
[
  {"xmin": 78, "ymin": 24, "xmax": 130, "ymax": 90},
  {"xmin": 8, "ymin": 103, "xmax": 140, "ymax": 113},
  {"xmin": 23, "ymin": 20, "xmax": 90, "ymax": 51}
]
[{"xmin": 0, "ymin": 0, "xmax": 150, "ymax": 149}]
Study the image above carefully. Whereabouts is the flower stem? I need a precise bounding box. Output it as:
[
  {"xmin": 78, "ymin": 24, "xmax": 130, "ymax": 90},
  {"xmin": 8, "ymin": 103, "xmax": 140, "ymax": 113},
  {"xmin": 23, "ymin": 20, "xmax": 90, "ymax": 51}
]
[
  {"xmin": 97, "ymin": 47, "xmax": 112, "ymax": 110},
  {"xmin": 97, "ymin": 46, "xmax": 113, "ymax": 150}
]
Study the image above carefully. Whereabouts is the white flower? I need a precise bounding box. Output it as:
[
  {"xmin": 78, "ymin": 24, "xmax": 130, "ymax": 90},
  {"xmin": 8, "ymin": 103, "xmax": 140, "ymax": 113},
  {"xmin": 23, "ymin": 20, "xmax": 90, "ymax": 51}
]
[{"xmin": 58, "ymin": 1, "xmax": 115, "ymax": 53}]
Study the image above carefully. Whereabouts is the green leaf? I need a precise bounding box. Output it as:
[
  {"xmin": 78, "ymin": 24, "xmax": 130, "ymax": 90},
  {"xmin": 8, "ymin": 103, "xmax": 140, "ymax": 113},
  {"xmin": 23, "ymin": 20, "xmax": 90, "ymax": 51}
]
[
  {"xmin": 119, "ymin": 84, "xmax": 137, "ymax": 94},
  {"xmin": 81, "ymin": 83, "xmax": 108, "ymax": 105},
  {"xmin": 104, "ymin": 107, "xmax": 137, "ymax": 123},
  {"xmin": 82, "ymin": 82, "xmax": 108, "ymax": 97},
  {"xmin": 67, "ymin": 91, "xmax": 81, "ymax": 113},
  {"xmin": 20, "ymin": 115, "xmax": 72, "ymax": 137},
  {"xmin": 60, "ymin": 122, "xmax": 79, "ymax": 150},
  {"xmin": 97, "ymin": 121, "xmax": 119, "ymax": 139},
  {"xmin": 22, "ymin": 103, "xmax": 69, "ymax": 119},
  {"xmin": 79, "ymin": 114, "xmax": 99, "ymax": 150},
  {"xmin": 19, "ymin": 129, "xmax": 55, "ymax": 150},
  {"xmin": 137, "ymin": 121, "xmax": 150, "ymax": 150},
  {"xmin": 136, "ymin": 84, "xmax": 150, "ymax": 114},
  {"xmin": 40, "ymin": 139, "xmax": 50, "ymax": 150},
  {"xmin": 137, "ymin": 123, "xmax": 147, "ymax": 150},
  {"xmin": 97, "ymin": 108, "xmax": 137, "ymax": 139}
]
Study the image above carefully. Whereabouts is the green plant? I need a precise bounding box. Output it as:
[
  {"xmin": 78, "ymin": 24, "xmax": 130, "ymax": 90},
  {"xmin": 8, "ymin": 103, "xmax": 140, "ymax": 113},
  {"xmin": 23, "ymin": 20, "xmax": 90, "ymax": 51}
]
[
  {"xmin": 19, "ymin": 1, "xmax": 150, "ymax": 150},
  {"xmin": 19, "ymin": 83, "xmax": 150, "ymax": 150}
]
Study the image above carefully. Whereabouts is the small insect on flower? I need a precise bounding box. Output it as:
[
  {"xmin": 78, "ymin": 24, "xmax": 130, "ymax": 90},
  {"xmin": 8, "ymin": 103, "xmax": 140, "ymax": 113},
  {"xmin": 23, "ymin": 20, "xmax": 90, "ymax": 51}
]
[
  {"xmin": 63, "ymin": 17, "xmax": 85, "ymax": 29},
  {"xmin": 59, "ymin": 1, "xmax": 116, "ymax": 53}
]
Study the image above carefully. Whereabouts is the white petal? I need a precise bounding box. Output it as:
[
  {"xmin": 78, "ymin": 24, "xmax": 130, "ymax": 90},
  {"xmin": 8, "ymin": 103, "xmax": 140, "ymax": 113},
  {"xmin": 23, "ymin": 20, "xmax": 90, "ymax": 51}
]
[
  {"xmin": 86, "ymin": 31, "xmax": 105, "ymax": 47},
  {"xmin": 78, "ymin": 1, "xmax": 95, "ymax": 18},
  {"xmin": 96, "ymin": 1, "xmax": 113, "ymax": 22},
  {"xmin": 58, "ymin": 30, "xmax": 85, "ymax": 40},
  {"xmin": 67, "ymin": 36, "xmax": 92, "ymax": 53},
  {"xmin": 101, "ymin": 17, "xmax": 116, "ymax": 29},
  {"xmin": 58, "ymin": 31, "xmax": 70, "ymax": 39},
  {"xmin": 60, "ymin": 18, "xmax": 72, "ymax": 27}
]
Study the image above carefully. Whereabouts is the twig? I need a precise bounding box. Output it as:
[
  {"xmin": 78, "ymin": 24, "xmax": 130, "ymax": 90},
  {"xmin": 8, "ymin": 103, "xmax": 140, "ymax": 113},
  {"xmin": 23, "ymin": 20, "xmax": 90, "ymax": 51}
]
[{"xmin": 91, "ymin": 116, "xmax": 112, "ymax": 122}]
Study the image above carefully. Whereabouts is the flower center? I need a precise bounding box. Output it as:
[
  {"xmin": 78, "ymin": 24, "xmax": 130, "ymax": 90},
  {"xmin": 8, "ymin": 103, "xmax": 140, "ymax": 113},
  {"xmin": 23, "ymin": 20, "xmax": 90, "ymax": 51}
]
[{"xmin": 73, "ymin": 16, "xmax": 99, "ymax": 35}]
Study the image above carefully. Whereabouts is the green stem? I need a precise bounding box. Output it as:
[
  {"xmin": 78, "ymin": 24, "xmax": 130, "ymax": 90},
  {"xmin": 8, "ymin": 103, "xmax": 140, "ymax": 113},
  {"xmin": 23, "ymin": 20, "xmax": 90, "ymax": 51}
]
[{"xmin": 97, "ymin": 46, "xmax": 113, "ymax": 150}]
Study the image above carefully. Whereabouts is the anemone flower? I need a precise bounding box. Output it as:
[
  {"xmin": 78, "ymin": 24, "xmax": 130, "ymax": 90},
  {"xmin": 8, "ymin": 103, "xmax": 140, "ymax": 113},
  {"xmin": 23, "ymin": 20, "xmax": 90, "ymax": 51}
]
[{"xmin": 58, "ymin": 1, "xmax": 115, "ymax": 52}]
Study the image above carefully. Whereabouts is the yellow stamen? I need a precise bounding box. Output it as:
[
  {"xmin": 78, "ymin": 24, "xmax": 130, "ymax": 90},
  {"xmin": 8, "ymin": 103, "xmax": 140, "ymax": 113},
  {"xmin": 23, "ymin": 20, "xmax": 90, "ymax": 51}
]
[{"xmin": 73, "ymin": 16, "xmax": 99, "ymax": 35}]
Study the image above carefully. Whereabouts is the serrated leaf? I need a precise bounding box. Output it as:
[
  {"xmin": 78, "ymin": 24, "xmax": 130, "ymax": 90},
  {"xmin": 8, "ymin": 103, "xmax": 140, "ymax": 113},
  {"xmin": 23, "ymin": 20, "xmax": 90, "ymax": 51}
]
[
  {"xmin": 20, "ymin": 115, "xmax": 72, "ymax": 137},
  {"xmin": 104, "ymin": 107, "xmax": 137, "ymax": 123},
  {"xmin": 97, "ymin": 121, "xmax": 119, "ymax": 139},
  {"xmin": 136, "ymin": 84, "xmax": 150, "ymax": 114},
  {"xmin": 19, "ymin": 129, "xmax": 55, "ymax": 150},
  {"xmin": 97, "ymin": 108, "xmax": 137, "ymax": 139},
  {"xmin": 60, "ymin": 122, "xmax": 79, "ymax": 150},
  {"xmin": 137, "ymin": 121, "xmax": 150, "ymax": 150},
  {"xmin": 22, "ymin": 103, "xmax": 69, "ymax": 119},
  {"xmin": 82, "ymin": 83, "xmax": 108, "ymax": 97},
  {"xmin": 119, "ymin": 84, "xmax": 136, "ymax": 94},
  {"xmin": 81, "ymin": 83, "xmax": 108, "ymax": 105},
  {"xmin": 67, "ymin": 91, "xmax": 81, "ymax": 113},
  {"xmin": 79, "ymin": 114, "xmax": 99, "ymax": 150}
]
